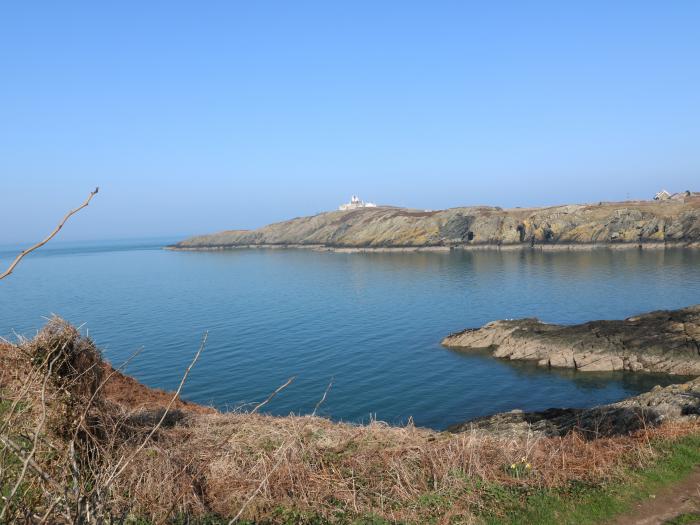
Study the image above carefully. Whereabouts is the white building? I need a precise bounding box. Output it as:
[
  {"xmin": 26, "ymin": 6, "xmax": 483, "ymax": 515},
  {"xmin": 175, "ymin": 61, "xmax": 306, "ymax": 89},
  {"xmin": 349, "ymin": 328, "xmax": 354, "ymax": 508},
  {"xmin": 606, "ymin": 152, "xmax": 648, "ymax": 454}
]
[
  {"xmin": 654, "ymin": 189, "xmax": 696, "ymax": 202},
  {"xmin": 654, "ymin": 189, "xmax": 671, "ymax": 201},
  {"xmin": 339, "ymin": 195, "xmax": 377, "ymax": 211}
]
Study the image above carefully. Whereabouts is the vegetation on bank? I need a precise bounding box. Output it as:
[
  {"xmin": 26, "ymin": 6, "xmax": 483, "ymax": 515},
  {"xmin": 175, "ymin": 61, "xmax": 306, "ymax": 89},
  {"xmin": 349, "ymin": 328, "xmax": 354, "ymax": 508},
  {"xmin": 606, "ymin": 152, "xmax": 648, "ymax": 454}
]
[
  {"xmin": 130, "ymin": 432, "xmax": 700, "ymax": 524},
  {"xmin": 478, "ymin": 432, "xmax": 700, "ymax": 525},
  {"xmin": 1, "ymin": 319, "xmax": 698, "ymax": 524}
]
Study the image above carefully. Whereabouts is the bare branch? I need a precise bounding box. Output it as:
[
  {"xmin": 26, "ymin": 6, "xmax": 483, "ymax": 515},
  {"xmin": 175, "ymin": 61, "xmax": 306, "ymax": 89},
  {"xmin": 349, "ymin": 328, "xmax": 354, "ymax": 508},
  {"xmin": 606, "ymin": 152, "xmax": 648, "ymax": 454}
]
[
  {"xmin": 0, "ymin": 435, "xmax": 62, "ymax": 492},
  {"xmin": 37, "ymin": 496, "xmax": 62, "ymax": 525},
  {"xmin": 231, "ymin": 377, "xmax": 339, "ymax": 523},
  {"xmin": 70, "ymin": 346, "xmax": 144, "ymax": 445},
  {"xmin": 230, "ymin": 376, "xmax": 333, "ymax": 523},
  {"xmin": 0, "ymin": 187, "xmax": 99, "ymax": 281},
  {"xmin": 251, "ymin": 376, "xmax": 296, "ymax": 414},
  {"xmin": 103, "ymin": 332, "xmax": 207, "ymax": 490},
  {"xmin": 229, "ymin": 440, "xmax": 294, "ymax": 525},
  {"xmin": 0, "ymin": 354, "xmax": 58, "ymax": 520},
  {"xmin": 312, "ymin": 377, "xmax": 334, "ymax": 417}
]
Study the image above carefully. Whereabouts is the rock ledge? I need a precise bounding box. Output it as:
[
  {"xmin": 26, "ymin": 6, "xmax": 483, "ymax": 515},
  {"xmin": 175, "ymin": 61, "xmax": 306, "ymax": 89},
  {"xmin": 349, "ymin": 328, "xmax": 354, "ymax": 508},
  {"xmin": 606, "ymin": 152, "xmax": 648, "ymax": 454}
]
[{"xmin": 442, "ymin": 305, "xmax": 700, "ymax": 375}]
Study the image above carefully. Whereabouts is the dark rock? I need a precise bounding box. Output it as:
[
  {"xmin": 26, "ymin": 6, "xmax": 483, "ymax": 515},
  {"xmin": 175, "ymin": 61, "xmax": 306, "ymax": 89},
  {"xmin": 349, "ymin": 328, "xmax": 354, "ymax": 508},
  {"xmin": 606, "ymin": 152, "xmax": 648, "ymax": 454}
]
[{"xmin": 448, "ymin": 378, "xmax": 700, "ymax": 438}]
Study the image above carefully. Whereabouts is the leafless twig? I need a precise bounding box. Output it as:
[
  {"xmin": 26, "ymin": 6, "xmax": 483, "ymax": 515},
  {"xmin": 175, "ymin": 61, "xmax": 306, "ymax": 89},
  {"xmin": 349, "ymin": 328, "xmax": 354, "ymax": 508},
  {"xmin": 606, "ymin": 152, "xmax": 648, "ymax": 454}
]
[
  {"xmin": 251, "ymin": 376, "xmax": 296, "ymax": 414},
  {"xmin": 312, "ymin": 377, "xmax": 334, "ymax": 417},
  {"xmin": 103, "ymin": 332, "xmax": 207, "ymax": 490},
  {"xmin": 0, "ymin": 435, "xmax": 62, "ymax": 492},
  {"xmin": 0, "ymin": 187, "xmax": 99, "ymax": 281},
  {"xmin": 70, "ymin": 346, "xmax": 144, "ymax": 445},
  {"xmin": 228, "ymin": 439, "xmax": 294, "ymax": 525},
  {"xmin": 231, "ymin": 377, "xmax": 333, "ymax": 523},
  {"xmin": 0, "ymin": 354, "xmax": 58, "ymax": 520}
]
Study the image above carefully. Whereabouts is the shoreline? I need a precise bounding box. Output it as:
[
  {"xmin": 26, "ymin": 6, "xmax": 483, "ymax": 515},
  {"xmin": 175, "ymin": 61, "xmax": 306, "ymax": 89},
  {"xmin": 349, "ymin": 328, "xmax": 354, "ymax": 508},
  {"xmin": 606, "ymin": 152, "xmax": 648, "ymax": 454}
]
[
  {"xmin": 171, "ymin": 197, "xmax": 700, "ymax": 252},
  {"xmin": 165, "ymin": 240, "xmax": 700, "ymax": 253}
]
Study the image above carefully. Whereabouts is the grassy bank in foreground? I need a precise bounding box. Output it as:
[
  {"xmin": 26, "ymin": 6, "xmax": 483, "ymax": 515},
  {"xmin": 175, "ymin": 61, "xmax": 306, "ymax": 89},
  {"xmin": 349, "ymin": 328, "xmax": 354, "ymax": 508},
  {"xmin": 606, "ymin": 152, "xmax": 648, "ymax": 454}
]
[
  {"xmin": 2, "ymin": 319, "xmax": 699, "ymax": 524},
  {"xmin": 127, "ymin": 431, "xmax": 700, "ymax": 524},
  {"xmin": 230, "ymin": 433, "xmax": 700, "ymax": 525},
  {"xmin": 478, "ymin": 433, "xmax": 700, "ymax": 525}
]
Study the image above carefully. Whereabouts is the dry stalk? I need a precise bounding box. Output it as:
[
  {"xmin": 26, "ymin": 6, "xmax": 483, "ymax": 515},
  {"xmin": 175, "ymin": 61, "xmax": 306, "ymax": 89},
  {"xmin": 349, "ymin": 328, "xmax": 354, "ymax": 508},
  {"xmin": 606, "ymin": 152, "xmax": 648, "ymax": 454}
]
[
  {"xmin": 0, "ymin": 187, "xmax": 99, "ymax": 281},
  {"xmin": 0, "ymin": 353, "xmax": 59, "ymax": 520},
  {"xmin": 102, "ymin": 332, "xmax": 207, "ymax": 491},
  {"xmin": 251, "ymin": 376, "xmax": 296, "ymax": 414},
  {"xmin": 312, "ymin": 377, "xmax": 333, "ymax": 417}
]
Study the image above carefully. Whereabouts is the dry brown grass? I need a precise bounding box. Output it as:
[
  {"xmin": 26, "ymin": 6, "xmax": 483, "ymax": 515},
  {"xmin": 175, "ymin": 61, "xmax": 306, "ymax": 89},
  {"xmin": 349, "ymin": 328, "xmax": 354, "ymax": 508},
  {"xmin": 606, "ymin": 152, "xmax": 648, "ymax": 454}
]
[
  {"xmin": 114, "ymin": 412, "xmax": 698, "ymax": 523},
  {"xmin": 1, "ymin": 318, "xmax": 698, "ymax": 524}
]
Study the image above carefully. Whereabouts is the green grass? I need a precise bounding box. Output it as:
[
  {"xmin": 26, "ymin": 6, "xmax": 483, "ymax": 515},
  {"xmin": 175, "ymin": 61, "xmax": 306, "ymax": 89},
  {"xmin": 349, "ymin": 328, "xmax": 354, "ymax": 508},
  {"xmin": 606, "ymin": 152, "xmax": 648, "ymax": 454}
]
[
  {"xmin": 663, "ymin": 513, "xmax": 700, "ymax": 525},
  {"xmin": 0, "ymin": 394, "xmax": 45, "ymax": 520},
  {"xmin": 478, "ymin": 433, "xmax": 700, "ymax": 525},
  {"xmin": 0, "ymin": 397, "xmax": 14, "ymax": 419}
]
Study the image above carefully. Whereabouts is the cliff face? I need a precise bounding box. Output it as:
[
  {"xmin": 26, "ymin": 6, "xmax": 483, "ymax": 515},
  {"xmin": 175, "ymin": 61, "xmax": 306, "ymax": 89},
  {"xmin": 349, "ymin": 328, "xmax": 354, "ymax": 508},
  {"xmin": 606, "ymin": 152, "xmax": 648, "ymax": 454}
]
[
  {"xmin": 442, "ymin": 305, "xmax": 700, "ymax": 375},
  {"xmin": 173, "ymin": 197, "xmax": 700, "ymax": 250}
]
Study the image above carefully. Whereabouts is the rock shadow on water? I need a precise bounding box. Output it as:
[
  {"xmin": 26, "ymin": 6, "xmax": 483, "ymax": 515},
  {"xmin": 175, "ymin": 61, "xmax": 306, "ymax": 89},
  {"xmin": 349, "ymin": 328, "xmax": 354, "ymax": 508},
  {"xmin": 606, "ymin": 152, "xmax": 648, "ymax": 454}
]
[
  {"xmin": 444, "ymin": 347, "xmax": 699, "ymax": 438},
  {"xmin": 445, "ymin": 345, "xmax": 690, "ymax": 393},
  {"xmin": 447, "ymin": 381, "xmax": 700, "ymax": 438}
]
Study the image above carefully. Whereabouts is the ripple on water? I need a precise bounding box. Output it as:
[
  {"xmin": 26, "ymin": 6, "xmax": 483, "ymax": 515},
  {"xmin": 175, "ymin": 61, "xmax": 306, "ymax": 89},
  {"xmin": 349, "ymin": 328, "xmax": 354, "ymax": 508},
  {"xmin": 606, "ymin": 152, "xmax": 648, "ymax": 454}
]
[{"xmin": 1, "ymin": 243, "xmax": 699, "ymax": 429}]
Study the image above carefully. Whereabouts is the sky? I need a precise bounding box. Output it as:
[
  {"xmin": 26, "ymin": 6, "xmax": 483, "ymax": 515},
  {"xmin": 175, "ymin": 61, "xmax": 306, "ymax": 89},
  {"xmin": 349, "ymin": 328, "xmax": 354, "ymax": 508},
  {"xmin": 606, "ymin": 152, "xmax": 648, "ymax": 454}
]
[{"xmin": 1, "ymin": 2, "xmax": 699, "ymax": 243}]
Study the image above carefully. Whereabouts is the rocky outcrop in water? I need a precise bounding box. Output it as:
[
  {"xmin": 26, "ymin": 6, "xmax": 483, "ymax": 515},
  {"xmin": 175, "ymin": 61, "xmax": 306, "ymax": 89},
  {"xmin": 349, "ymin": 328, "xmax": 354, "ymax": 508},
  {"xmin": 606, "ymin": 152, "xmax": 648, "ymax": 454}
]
[
  {"xmin": 448, "ymin": 377, "xmax": 700, "ymax": 437},
  {"xmin": 173, "ymin": 197, "xmax": 700, "ymax": 250},
  {"xmin": 444, "ymin": 305, "xmax": 700, "ymax": 436},
  {"xmin": 442, "ymin": 305, "xmax": 700, "ymax": 375}
]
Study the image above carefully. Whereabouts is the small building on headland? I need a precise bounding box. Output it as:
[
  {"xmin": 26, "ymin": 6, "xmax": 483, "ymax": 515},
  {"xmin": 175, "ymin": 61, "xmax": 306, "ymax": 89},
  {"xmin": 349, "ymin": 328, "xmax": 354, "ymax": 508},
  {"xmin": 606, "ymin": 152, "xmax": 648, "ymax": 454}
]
[
  {"xmin": 654, "ymin": 189, "xmax": 698, "ymax": 202},
  {"xmin": 339, "ymin": 195, "xmax": 377, "ymax": 211}
]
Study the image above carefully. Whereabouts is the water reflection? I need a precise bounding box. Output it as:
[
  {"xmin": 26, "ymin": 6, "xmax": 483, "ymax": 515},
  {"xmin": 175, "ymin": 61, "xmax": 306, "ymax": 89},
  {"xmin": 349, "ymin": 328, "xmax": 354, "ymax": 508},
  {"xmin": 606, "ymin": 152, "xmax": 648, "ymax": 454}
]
[
  {"xmin": 447, "ymin": 346, "xmax": 689, "ymax": 395},
  {"xmin": 1, "ymin": 243, "xmax": 699, "ymax": 429}
]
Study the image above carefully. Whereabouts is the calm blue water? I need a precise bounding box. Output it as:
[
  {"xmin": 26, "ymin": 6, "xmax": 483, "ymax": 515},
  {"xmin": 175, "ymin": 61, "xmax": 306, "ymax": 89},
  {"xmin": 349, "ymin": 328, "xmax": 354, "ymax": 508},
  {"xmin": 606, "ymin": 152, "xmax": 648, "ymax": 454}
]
[{"xmin": 1, "ymin": 240, "xmax": 699, "ymax": 430}]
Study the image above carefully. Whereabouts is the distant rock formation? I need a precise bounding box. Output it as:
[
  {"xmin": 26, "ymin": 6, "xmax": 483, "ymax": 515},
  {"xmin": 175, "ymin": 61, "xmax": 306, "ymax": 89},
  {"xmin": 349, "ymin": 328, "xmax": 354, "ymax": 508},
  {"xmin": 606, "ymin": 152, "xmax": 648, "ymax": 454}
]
[
  {"xmin": 172, "ymin": 196, "xmax": 700, "ymax": 250},
  {"xmin": 441, "ymin": 305, "xmax": 700, "ymax": 375}
]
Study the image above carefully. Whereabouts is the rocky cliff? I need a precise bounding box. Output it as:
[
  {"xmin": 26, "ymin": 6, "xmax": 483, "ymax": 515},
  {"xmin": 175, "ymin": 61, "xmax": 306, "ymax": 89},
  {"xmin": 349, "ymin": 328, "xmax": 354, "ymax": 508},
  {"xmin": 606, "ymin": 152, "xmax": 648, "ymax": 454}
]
[
  {"xmin": 173, "ymin": 196, "xmax": 700, "ymax": 250},
  {"xmin": 442, "ymin": 305, "xmax": 700, "ymax": 375}
]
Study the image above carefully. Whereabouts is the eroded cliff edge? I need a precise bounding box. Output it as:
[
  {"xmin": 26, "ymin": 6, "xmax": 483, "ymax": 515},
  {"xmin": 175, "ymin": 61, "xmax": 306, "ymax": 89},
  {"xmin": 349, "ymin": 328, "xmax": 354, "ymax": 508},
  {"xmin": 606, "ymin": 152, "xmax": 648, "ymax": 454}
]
[
  {"xmin": 172, "ymin": 196, "xmax": 700, "ymax": 250},
  {"xmin": 442, "ymin": 305, "xmax": 700, "ymax": 375}
]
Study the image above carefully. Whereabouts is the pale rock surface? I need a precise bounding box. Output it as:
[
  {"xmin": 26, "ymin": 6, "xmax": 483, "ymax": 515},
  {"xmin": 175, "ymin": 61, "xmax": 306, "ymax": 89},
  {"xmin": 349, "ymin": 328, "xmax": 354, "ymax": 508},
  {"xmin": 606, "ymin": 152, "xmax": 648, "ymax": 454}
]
[{"xmin": 442, "ymin": 305, "xmax": 700, "ymax": 375}]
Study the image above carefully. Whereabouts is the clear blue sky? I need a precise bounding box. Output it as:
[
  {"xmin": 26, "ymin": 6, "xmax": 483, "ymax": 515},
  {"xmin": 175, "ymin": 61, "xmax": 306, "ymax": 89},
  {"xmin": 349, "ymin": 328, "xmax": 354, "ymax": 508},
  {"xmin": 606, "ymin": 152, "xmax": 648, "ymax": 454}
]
[{"xmin": 1, "ymin": 2, "xmax": 698, "ymax": 243}]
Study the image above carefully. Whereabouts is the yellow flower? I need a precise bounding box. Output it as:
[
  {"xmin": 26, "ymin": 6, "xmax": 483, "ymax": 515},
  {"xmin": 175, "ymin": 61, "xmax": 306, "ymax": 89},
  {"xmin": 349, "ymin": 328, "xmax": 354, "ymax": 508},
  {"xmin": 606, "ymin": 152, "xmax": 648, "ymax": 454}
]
[
  {"xmin": 525, "ymin": 463, "xmax": 531, "ymax": 469},
  {"xmin": 510, "ymin": 464, "xmax": 516, "ymax": 469}
]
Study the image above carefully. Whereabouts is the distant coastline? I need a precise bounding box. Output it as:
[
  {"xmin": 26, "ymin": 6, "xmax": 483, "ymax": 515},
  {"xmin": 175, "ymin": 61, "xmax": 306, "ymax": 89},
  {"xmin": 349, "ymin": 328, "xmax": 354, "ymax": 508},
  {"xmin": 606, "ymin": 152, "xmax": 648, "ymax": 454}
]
[
  {"xmin": 169, "ymin": 196, "xmax": 700, "ymax": 252},
  {"xmin": 166, "ymin": 240, "xmax": 699, "ymax": 252}
]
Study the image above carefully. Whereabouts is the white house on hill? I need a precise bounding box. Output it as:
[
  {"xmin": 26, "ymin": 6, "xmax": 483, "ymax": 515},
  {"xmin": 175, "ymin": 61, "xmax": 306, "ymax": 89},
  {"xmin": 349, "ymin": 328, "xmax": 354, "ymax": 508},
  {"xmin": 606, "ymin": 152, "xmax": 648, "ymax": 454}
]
[{"xmin": 339, "ymin": 195, "xmax": 377, "ymax": 211}]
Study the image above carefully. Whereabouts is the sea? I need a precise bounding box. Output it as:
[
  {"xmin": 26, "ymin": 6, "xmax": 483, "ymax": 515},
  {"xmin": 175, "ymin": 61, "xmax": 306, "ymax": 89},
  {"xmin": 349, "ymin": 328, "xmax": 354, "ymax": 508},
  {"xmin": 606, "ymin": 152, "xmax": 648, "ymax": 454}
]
[{"xmin": 1, "ymin": 239, "xmax": 698, "ymax": 430}]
